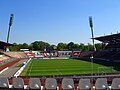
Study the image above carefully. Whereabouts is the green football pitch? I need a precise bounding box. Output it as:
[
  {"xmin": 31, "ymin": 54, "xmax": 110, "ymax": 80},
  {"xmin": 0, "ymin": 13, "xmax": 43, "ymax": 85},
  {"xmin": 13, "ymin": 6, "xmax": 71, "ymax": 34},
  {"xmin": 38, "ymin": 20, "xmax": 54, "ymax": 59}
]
[{"xmin": 20, "ymin": 59, "xmax": 117, "ymax": 76}]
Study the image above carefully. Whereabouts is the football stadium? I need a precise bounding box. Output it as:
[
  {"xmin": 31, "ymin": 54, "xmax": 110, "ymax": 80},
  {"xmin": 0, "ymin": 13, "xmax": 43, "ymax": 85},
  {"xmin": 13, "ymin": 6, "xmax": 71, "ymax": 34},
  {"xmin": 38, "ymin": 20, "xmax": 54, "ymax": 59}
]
[
  {"xmin": 0, "ymin": 29, "xmax": 120, "ymax": 89},
  {"xmin": 0, "ymin": 1, "xmax": 120, "ymax": 90}
]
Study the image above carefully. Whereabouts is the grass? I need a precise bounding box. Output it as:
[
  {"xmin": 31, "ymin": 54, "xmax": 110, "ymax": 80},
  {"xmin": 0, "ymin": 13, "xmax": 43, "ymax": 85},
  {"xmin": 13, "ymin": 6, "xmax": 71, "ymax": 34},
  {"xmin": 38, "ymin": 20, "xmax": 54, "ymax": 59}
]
[{"xmin": 20, "ymin": 59, "xmax": 118, "ymax": 76}]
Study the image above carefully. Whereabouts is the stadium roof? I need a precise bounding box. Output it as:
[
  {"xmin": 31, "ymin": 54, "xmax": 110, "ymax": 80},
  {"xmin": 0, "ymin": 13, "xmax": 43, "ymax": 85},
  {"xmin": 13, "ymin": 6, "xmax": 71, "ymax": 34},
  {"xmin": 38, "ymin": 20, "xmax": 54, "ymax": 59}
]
[
  {"xmin": 0, "ymin": 41, "xmax": 13, "ymax": 49},
  {"xmin": 93, "ymin": 33, "xmax": 120, "ymax": 43}
]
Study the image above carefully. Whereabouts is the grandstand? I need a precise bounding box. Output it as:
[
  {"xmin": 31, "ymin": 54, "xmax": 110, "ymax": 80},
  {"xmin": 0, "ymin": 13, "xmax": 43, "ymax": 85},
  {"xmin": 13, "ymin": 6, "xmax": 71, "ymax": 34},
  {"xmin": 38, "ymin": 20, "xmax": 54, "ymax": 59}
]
[
  {"xmin": 78, "ymin": 33, "xmax": 120, "ymax": 62},
  {"xmin": 93, "ymin": 33, "xmax": 120, "ymax": 62},
  {"xmin": 0, "ymin": 41, "xmax": 13, "ymax": 50}
]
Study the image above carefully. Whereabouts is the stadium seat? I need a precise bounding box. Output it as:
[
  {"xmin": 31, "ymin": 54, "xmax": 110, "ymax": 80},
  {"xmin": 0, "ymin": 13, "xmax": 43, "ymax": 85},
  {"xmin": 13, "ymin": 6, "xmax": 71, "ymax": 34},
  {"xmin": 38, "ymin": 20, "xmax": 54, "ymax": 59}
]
[
  {"xmin": 45, "ymin": 78, "xmax": 57, "ymax": 90},
  {"xmin": 78, "ymin": 78, "xmax": 91, "ymax": 90},
  {"xmin": 13, "ymin": 78, "xmax": 24, "ymax": 90},
  {"xmin": 62, "ymin": 78, "xmax": 74, "ymax": 90},
  {"xmin": 95, "ymin": 78, "xmax": 108, "ymax": 90},
  {"xmin": 111, "ymin": 78, "xmax": 120, "ymax": 90},
  {"xmin": 29, "ymin": 78, "xmax": 41, "ymax": 90},
  {"xmin": 0, "ymin": 77, "xmax": 9, "ymax": 90}
]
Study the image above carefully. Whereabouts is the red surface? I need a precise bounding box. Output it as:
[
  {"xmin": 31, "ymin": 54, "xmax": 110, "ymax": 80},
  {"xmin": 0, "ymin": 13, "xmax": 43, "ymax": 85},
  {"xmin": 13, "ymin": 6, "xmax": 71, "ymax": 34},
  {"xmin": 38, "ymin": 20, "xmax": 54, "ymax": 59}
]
[{"xmin": 0, "ymin": 58, "xmax": 27, "ymax": 71}]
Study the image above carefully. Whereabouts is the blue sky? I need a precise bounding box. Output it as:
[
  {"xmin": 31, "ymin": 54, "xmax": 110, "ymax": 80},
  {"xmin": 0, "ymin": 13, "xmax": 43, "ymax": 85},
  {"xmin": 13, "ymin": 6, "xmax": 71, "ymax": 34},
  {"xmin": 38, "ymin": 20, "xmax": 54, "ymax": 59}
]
[{"xmin": 0, "ymin": 0, "xmax": 120, "ymax": 45}]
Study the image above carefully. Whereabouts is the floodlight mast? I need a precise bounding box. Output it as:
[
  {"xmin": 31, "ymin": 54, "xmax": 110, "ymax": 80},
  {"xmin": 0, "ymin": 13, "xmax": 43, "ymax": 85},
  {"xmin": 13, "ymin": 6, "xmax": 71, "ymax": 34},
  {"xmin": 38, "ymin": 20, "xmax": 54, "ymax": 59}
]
[
  {"xmin": 89, "ymin": 16, "xmax": 96, "ymax": 51},
  {"xmin": 6, "ymin": 14, "xmax": 14, "ymax": 51},
  {"xmin": 89, "ymin": 16, "xmax": 96, "ymax": 85}
]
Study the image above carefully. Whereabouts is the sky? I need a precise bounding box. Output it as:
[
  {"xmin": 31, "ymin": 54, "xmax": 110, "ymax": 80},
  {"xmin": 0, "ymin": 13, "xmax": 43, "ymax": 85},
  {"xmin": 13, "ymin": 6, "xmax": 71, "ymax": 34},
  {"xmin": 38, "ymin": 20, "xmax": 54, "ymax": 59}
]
[{"xmin": 0, "ymin": 0, "xmax": 120, "ymax": 45}]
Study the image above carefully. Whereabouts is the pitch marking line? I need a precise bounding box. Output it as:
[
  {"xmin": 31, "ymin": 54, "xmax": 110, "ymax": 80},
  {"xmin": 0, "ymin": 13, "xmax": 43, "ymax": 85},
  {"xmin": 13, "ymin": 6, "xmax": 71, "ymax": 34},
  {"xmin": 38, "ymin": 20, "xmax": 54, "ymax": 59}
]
[{"xmin": 29, "ymin": 61, "xmax": 33, "ymax": 76}]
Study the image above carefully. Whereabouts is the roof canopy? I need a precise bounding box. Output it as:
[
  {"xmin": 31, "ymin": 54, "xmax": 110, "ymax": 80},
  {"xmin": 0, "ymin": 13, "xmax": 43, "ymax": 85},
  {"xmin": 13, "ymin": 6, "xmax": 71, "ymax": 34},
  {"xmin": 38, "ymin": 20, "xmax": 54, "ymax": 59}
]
[
  {"xmin": 93, "ymin": 33, "xmax": 120, "ymax": 43},
  {"xmin": 0, "ymin": 41, "xmax": 13, "ymax": 49}
]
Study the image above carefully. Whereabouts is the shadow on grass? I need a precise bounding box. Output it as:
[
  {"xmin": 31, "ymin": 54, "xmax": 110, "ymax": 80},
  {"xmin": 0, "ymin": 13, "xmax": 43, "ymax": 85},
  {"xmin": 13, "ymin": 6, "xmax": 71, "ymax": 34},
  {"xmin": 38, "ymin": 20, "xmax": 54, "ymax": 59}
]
[{"xmin": 73, "ymin": 57, "xmax": 120, "ymax": 71}]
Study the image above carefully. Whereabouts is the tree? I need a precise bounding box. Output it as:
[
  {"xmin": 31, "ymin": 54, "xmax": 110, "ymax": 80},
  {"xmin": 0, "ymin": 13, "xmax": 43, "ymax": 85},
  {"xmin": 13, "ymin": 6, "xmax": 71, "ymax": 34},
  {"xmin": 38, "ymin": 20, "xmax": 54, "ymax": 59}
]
[
  {"xmin": 67, "ymin": 42, "xmax": 74, "ymax": 50},
  {"xmin": 9, "ymin": 43, "xmax": 18, "ymax": 51},
  {"xmin": 21, "ymin": 43, "xmax": 29, "ymax": 49},
  {"xmin": 95, "ymin": 43, "xmax": 103, "ymax": 51},
  {"xmin": 57, "ymin": 42, "xmax": 67, "ymax": 50},
  {"xmin": 8, "ymin": 41, "xmax": 103, "ymax": 51},
  {"xmin": 30, "ymin": 41, "xmax": 50, "ymax": 50},
  {"xmin": 73, "ymin": 43, "xmax": 80, "ymax": 49},
  {"xmin": 79, "ymin": 43, "xmax": 85, "ymax": 51},
  {"xmin": 87, "ymin": 43, "xmax": 93, "ymax": 51}
]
